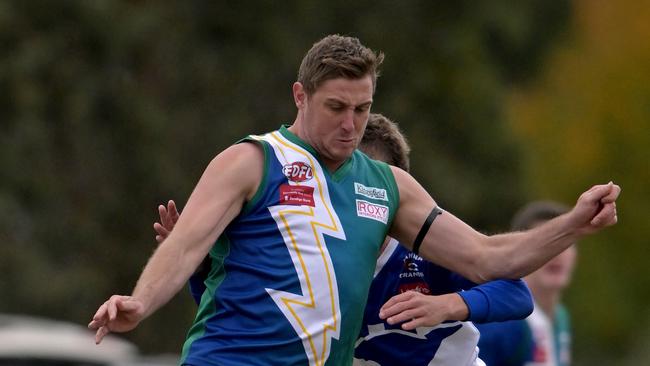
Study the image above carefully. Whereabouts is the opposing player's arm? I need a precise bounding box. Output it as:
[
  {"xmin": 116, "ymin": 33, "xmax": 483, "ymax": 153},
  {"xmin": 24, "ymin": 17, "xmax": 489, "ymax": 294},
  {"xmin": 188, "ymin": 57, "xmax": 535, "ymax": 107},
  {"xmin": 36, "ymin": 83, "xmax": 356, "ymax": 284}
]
[
  {"xmin": 89, "ymin": 142, "xmax": 263, "ymax": 342},
  {"xmin": 453, "ymin": 278, "xmax": 533, "ymax": 323},
  {"xmin": 379, "ymin": 263, "xmax": 532, "ymax": 329},
  {"xmin": 388, "ymin": 167, "xmax": 620, "ymax": 283},
  {"xmin": 379, "ymin": 291, "xmax": 469, "ymax": 330},
  {"xmin": 444, "ymin": 270, "xmax": 533, "ymax": 323}
]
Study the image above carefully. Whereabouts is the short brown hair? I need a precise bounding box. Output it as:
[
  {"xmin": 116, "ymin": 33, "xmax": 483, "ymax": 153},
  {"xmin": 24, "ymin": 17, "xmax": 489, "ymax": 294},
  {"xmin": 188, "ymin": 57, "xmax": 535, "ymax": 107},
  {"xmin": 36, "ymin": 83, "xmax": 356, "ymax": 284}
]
[
  {"xmin": 359, "ymin": 113, "xmax": 411, "ymax": 172},
  {"xmin": 298, "ymin": 34, "xmax": 384, "ymax": 95},
  {"xmin": 510, "ymin": 201, "xmax": 570, "ymax": 231}
]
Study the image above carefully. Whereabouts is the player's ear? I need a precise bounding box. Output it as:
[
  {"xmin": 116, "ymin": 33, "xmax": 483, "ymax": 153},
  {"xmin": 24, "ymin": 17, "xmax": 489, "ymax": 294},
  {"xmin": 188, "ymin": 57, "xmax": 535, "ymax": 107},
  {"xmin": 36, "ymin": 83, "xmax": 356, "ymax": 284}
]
[{"xmin": 293, "ymin": 82, "xmax": 306, "ymax": 109}]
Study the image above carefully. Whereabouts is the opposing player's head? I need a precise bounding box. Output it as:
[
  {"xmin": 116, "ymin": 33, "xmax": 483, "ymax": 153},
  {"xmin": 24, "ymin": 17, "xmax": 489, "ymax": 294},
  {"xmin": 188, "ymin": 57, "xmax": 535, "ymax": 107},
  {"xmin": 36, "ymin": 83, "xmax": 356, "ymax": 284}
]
[
  {"xmin": 512, "ymin": 201, "xmax": 577, "ymax": 293},
  {"xmin": 290, "ymin": 35, "xmax": 384, "ymax": 171},
  {"xmin": 359, "ymin": 113, "xmax": 411, "ymax": 171}
]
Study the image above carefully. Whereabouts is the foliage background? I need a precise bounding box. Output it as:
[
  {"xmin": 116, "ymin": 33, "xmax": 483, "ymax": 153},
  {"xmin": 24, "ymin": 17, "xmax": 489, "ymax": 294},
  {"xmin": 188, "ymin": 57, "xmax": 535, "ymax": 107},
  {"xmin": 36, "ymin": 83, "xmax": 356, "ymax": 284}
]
[{"xmin": 0, "ymin": 1, "xmax": 647, "ymax": 364}]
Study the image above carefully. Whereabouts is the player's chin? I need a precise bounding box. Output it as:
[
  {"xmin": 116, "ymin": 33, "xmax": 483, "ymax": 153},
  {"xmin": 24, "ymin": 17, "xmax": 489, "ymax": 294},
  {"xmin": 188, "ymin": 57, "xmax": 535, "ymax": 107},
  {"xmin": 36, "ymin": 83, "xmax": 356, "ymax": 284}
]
[{"xmin": 331, "ymin": 146, "xmax": 356, "ymax": 160}]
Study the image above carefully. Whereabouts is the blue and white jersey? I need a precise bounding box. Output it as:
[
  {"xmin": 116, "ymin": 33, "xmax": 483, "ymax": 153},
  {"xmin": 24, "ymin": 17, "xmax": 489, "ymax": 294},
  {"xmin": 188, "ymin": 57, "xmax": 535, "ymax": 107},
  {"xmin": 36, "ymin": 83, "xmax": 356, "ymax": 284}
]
[
  {"xmin": 354, "ymin": 239, "xmax": 533, "ymax": 366},
  {"xmin": 181, "ymin": 126, "xmax": 399, "ymax": 366}
]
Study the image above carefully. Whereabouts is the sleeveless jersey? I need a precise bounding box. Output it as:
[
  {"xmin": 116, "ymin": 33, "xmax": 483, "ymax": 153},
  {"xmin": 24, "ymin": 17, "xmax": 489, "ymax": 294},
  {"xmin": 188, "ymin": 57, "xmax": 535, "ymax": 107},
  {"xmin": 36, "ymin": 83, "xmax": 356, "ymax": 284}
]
[{"xmin": 181, "ymin": 126, "xmax": 399, "ymax": 366}]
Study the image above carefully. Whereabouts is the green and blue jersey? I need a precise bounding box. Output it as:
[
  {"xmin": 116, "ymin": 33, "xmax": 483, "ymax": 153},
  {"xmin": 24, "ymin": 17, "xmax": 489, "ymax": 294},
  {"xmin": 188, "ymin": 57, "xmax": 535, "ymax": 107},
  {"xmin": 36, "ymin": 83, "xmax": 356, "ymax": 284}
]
[{"xmin": 181, "ymin": 126, "xmax": 399, "ymax": 366}]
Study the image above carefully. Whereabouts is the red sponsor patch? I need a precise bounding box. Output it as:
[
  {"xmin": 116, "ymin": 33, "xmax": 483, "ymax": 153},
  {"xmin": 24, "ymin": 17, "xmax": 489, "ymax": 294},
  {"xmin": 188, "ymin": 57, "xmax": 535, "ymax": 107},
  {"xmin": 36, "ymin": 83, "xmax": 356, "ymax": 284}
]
[
  {"xmin": 279, "ymin": 184, "xmax": 315, "ymax": 206},
  {"xmin": 398, "ymin": 282, "xmax": 431, "ymax": 295},
  {"xmin": 283, "ymin": 162, "xmax": 313, "ymax": 182}
]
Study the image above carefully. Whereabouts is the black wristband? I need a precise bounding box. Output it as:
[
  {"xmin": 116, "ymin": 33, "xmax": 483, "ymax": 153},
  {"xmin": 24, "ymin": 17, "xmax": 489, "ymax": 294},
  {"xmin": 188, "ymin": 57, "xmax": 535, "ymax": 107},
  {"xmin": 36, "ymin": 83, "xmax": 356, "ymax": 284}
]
[{"xmin": 412, "ymin": 206, "xmax": 443, "ymax": 256}]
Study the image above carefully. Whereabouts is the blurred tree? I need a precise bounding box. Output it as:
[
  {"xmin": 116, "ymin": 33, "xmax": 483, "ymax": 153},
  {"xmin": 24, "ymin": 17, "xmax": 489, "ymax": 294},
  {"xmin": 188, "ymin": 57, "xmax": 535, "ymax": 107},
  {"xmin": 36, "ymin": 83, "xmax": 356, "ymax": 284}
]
[
  {"xmin": 506, "ymin": 0, "xmax": 650, "ymax": 363},
  {"xmin": 365, "ymin": 0, "xmax": 570, "ymax": 232},
  {"xmin": 0, "ymin": 0, "xmax": 571, "ymax": 355}
]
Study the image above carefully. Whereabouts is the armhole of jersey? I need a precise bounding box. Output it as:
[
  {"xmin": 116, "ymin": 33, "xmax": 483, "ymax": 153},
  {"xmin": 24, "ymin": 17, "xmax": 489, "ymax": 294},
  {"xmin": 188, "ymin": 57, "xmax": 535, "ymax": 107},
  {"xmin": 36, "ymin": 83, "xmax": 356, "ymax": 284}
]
[
  {"xmin": 373, "ymin": 238, "xmax": 399, "ymax": 278},
  {"xmin": 381, "ymin": 162, "xmax": 400, "ymax": 227},
  {"xmin": 237, "ymin": 138, "xmax": 270, "ymax": 216}
]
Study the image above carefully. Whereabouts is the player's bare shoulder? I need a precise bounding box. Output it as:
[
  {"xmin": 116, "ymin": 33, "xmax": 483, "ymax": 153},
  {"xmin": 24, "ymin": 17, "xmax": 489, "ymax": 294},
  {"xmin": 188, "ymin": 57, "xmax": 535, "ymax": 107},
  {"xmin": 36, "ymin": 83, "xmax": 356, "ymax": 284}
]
[
  {"xmin": 388, "ymin": 166, "xmax": 436, "ymax": 207},
  {"xmin": 387, "ymin": 166, "xmax": 437, "ymax": 245},
  {"xmin": 206, "ymin": 142, "xmax": 265, "ymax": 202}
]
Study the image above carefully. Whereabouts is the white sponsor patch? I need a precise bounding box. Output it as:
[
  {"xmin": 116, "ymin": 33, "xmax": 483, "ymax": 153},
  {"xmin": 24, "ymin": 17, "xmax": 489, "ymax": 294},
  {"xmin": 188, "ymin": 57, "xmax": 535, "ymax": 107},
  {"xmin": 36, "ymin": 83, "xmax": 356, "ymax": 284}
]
[
  {"xmin": 354, "ymin": 182, "xmax": 388, "ymax": 201},
  {"xmin": 283, "ymin": 161, "xmax": 313, "ymax": 182},
  {"xmin": 356, "ymin": 199, "xmax": 389, "ymax": 224}
]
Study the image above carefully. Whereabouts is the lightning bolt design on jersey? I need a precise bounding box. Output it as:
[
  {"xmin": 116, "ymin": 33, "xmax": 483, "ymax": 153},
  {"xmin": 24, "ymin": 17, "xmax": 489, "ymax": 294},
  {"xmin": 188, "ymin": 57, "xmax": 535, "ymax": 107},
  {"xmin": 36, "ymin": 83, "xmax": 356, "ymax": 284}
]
[{"xmin": 256, "ymin": 132, "xmax": 346, "ymax": 366}]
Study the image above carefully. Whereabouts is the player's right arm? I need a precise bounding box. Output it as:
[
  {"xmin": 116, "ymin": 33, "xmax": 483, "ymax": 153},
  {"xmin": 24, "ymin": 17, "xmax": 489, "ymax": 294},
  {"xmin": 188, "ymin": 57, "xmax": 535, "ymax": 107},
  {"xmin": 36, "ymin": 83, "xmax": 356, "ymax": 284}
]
[
  {"xmin": 154, "ymin": 200, "xmax": 208, "ymax": 305},
  {"xmin": 88, "ymin": 142, "xmax": 264, "ymax": 344}
]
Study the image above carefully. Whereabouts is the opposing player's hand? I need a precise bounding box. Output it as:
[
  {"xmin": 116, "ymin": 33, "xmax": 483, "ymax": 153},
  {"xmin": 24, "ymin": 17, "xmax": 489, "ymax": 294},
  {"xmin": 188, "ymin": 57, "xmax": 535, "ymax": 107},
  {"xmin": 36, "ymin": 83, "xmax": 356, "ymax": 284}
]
[
  {"xmin": 379, "ymin": 291, "xmax": 468, "ymax": 330},
  {"xmin": 570, "ymin": 182, "xmax": 621, "ymax": 235},
  {"xmin": 153, "ymin": 200, "xmax": 180, "ymax": 243},
  {"xmin": 88, "ymin": 295, "xmax": 146, "ymax": 344}
]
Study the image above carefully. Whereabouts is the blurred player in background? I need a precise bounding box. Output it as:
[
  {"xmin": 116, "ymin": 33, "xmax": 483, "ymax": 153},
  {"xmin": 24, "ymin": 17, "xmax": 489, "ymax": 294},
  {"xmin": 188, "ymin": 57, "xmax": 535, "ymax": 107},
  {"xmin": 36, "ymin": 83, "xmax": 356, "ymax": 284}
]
[{"xmin": 477, "ymin": 201, "xmax": 577, "ymax": 366}]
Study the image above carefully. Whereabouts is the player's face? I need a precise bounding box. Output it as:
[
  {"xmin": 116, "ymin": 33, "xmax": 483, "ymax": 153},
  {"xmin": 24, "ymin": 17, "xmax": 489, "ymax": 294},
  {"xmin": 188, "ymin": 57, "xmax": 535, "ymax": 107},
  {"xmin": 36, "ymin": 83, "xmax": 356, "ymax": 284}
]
[
  {"xmin": 527, "ymin": 245, "xmax": 577, "ymax": 292},
  {"xmin": 293, "ymin": 76, "xmax": 373, "ymax": 171}
]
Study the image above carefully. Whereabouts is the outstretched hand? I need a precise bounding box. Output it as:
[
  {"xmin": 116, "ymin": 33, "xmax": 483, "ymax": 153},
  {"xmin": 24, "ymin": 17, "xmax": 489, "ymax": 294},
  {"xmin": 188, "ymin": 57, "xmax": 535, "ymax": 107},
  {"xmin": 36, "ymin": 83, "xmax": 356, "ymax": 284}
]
[
  {"xmin": 570, "ymin": 182, "xmax": 620, "ymax": 235},
  {"xmin": 88, "ymin": 295, "xmax": 146, "ymax": 344},
  {"xmin": 153, "ymin": 200, "xmax": 180, "ymax": 243},
  {"xmin": 379, "ymin": 291, "xmax": 468, "ymax": 330},
  {"xmin": 90, "ymin": 200, "xmax": 179, "ymax": 345}
]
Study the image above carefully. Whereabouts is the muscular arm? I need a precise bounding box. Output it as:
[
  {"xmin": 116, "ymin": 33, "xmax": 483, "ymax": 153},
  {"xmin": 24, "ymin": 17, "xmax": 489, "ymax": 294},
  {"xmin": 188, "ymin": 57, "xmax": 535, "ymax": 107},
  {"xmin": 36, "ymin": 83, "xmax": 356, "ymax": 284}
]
[
  {"xmin": 153, "ymin": 200, "xmax": 211, "ymax": 305},
  {"xmin": 388, "ymin": 167, "xmax": 619, "ymax": 283},
  {"xmin": 89, "ymin": 142, "xmax": 263, "ymax": 342},
  {"xmin": 133, "ymin": 143, "xmax": 262, "ymax": 316}
]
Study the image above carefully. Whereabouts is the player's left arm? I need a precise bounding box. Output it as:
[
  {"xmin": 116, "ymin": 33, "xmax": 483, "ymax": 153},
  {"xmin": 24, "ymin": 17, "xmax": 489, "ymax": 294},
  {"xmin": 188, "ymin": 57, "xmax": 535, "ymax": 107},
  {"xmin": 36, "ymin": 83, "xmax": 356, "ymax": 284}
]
[
  {"xmin": 379, "ymin": 267, "xmax": 532, "ymax": 329},
  {"xmin": 388, "ymin": 167, "xmax": 619, "ymax": 283},
  {"xmin": 379, "ymin": 290, "xmax": 470, "ymax": 330}
]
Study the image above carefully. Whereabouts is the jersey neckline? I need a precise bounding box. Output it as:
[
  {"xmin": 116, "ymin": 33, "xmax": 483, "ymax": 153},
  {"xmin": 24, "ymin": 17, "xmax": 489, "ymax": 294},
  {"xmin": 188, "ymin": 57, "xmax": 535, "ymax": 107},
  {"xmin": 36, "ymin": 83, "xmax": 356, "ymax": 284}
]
[{"xmin": 279, "ymin": 124, "xmax": 354, "ymax": 181}]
